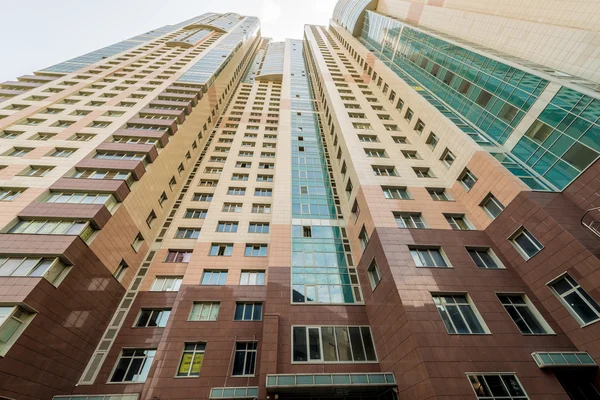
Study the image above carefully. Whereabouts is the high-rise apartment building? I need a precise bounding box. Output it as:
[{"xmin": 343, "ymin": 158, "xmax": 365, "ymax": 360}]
[{"xmin": 0, "ymin": 1, "xmax": 599, "ymax": 399}]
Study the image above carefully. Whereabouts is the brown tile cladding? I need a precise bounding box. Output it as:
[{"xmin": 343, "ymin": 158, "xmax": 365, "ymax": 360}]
[
  {"xmin": 17, "ymin": 202, "xmax": 112, "ymax": 229},
  {"xmin": 50, "ymin": 177, "xmax": 131, "ymax": 202}
]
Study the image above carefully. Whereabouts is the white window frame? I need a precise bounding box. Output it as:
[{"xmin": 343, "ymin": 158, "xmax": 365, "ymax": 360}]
[
  {"xmin": 548, "ymin": 273, "xmax": 600, "ymax": 326},
  {"xmin": 509, "ymin": 227, "xmax": 543, "ymax": 260},
  {"xmin": 189, "ymin": 302, "xmax": 220, "ymax": 321},
  {"xmin": 367, "ymin": 259, "xmax": 381, "ymax": 291}
]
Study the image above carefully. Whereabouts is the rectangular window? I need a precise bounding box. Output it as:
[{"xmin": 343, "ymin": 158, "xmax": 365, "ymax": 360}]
[
  {"xmin": 445, "ymin": 214, "xmax": 472, "ymax": 230},
  {"xmin": 394, "ymin": 213, "xmax": 426, "ymax": 229},
  {"xmin": 481, "ymin": 194, "xmax": 505, "ymax": 219},
  {"xmin": 175, "ymin": 228, "xmax": 201, "ymax": 239},
  {"xmin": 201, "ymin": 270, "xmax": 228, "ymax": 285},
  {"xmin": 358, "ymin": 225, "xmax": 369, "ymax": 251},
  {"xmin": 467, "ymin": 248, "xmax": 501, "ymax": 269},
  {"xmin": 189, "ymin": 302, "xmax": 220, "ymax": 321},
  {"xmin": 252, "ymin": 204, "xmax": 271, "ymax": 214},
  {"xmin": 510, "ymin": 228, "xmax": 543, "ymax": 259},
  {"xmin": 0, "ymin": 306, "xmax": 34, "ymax": 353},
  {"xmin": 232, "ymin": 173, "xmax": 249, "ymax": 181},
  {"xmin": 110, "ymin": 349, "xmax": 156, "ymax": 383},
  {"xmin": 467, "ymin": 374, "xmax": 528, "ymax": 399},
  {"xmin": 244, "ymin": 244, "xmax": 267, "ymax": 257},
  {"xmin": 497, "ymin": 294, "xmax": 551, "ymax": 334},
  {"xmin": 177, "ymin": 343, "xmax": 205, "ymax": 377},
  {"xmin": 234, "ymin": 303, "xmax": 263, "ymax": 321},
  {"xmin": 372, "ymin": 166, "xmax": 397, "ymax": 176},
  {"xmin": 425, "ymin": 133, "xmax": 438, "ymax": 150},
  {"xmin": 292, "ymin": 326, "xmax": 377, "ymax": 363},
  {"xmin": 248, "ymin": 222, "xmax": 269, "ymax": 233},
  {"xmin": 427, "ymin": 188, "xmax": 451, "ymax": 201},
  {"xmin": 254, "ymin": 188, "xmax": 272, "ymax": 197},
  {"xmin": 192, "ymin": 193, "xmax": 213, "ymax": 202},
  {"xmin": 146, "ymin": 210, "xmax": 157, "ymax": 228},
  {"xmin": 364, "ymin": 149, "xmax": 387, "ymax": 158},
  {"xmin": 150, "ymin": 277, "xmax": 182, "ymax": 291},
  {"xmin": 135, "ymin": 309, "xmax": 171, "ymax": 328},
  {"xmin": 440, "ymin": 148, "xmax": 455, "ymax": 168},
  {"xmin": 227, "ymin": 187, "xmax": 246, "ymax": 196},
  {"xmin": 413, "ymin": 167, "xmax": 433, "ymax": 178},
  {"xmin": 367, "ymin": 259, "xmax": 381, "ymax": 291},
  {"xmin": 165, "ymin": 250, "xmax": 192, "ymax": 263},
  {"xmin": 184, "ymin": 209, "xmax": 207, "ymax": 219},
  {"xmin": 549, "ymin": 274, "xmax": 600, "ymax": 325},
  {"xmin": 222, "ymin": 203, "xmax": 243, "ymax": 213},
  {"xmin": 433, "ymin": 294, "xmax": 487, "ymax": 334},
  {"xmin": 240, "ymin": 271, "xmax": 265, "ymax": 285},
  {"xmin": 410, "ymin": 247, "xmax": 448, "ymax": 267},
  {"xmin": 114, "ymin": 261, "xmax": 128, "ymax": 282},
  {"xmin": 216, "ymin": 221, "xmax": 238, "ymax": 233},
  {"xmin": 232, "ymin": 342, "xmax": 258, "ymax": 376},
  {"xmin": 459, "ymin": 169, "xmax": 478, "ymax": 191}
]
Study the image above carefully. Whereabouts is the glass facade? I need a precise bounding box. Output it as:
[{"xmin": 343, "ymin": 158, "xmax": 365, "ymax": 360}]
[
  {"xmin": 289, "ymin": 40, "xmax": 361, "ymax": 304},
  {"xmin": 355, "ymin": 10, "xmax": 600, "ymax": 191},
  {"xmin": 512, "ymin": 87, "xmax": 600, "ymax": 189},
  {"xmin": 178, "ymin": 17, "xmax": 259, "ymax": 87}
]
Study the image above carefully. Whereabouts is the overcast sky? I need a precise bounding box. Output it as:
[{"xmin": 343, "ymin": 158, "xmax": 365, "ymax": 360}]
[{"xmin": 0, "ymin": 0, "xmax": 337, "ymax": 82}]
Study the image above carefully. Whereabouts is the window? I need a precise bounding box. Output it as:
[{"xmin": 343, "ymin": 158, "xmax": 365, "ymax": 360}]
[
  {"xmin": 410, "ymin": 247, "xmax": 448, "ymax": 267},
  {"xmin": 358, "ymin": 135, "xmax": 378, "ymax": 143},
  {"xmin": 414, "ymin": 119, "xmax": 425, "ymax": 134},
  {"xmin": 209, "ymin": 243, "xmax": 233, "ymax": 256},
  {"xmin": 150, "ymin": 276, "xmax": 182, "ymax": 291},
  {"xmin": 367, "ymin": 259, "xmax": 381, "ymax": 290},
  {"xmin": 232, "ymin": 342, "xmax": 257, "ymax": 376},
  {"xmin": 445, "ymin": 214, "xmax": 472, "ymax": 230},
  {"xmin": 19, "ymin": 166, "xmax": 53, "ymax": 177},
  {"xmin": 114, "ymin": 260, "xmax": 128, "ymax": 282},
  {"xmin": 440, "ymin": 148, "xmax": 455, "ymax": 168},
  {"xmin": 467, "ymin": 374, "xmax": 528, "ymax": 399},
  {"xmin": 235, "ymin": 303, "xmax": 262, "ymax": 321},
  {"xmin": 192, "ymin": 193, "xmax": 213, "ymax": 202},
  {"xmin": 158, "ymin": 191, "xmax": 168, "ymax": 207},
  {"xmin": 248, "ymin": 222, "xmax": 269, "ymax": 233},
  {"xmin": 292, "ymin": 326, "xmax": 377, "ymax": 363},
  {"xmin": 132, "ymin": 233, "xmax": 144, "ymax": 252},
  {"xmin": 175, "ymin": 228, "xmax": 200, "ymax": 239},
  {"xmin": 135, "ymin": 309, "xmax": 171, "ymax": 328},
  {"xmin": 257, "ymin": 174, "xmax": 273, "ymax": 182},
  {"xmin": 9, "ymin": 220, "xmax": 91, "ymax": 237},
  {"xmin": 394, "ymin": 213, "xmax": 426, "ymax": 229},
  {"xmin": 165, "ymin": 250, "xmax": 192, "ymax": 263},
  {"xmin": 345, "ymin": 180, "xmax": 353, "ymax": 198},
  {"xmin": 244, "ymin": 244, "xmax": 267, "ymax": 257},
  {"xmin": 392, "ymin": 136, "xmax": 407, "ymax": 144},
  {"xmin": 425, "ymin": 133, "xmax": 438, "ymax": 150},
  {"xmin": 222, "ymin": 203, "xmax": 243, "ymax": 213},
  {"xmin": 404, "ymin": 108, "xmax": 413, "ymax": 121},
  {"xmin": 402, "ymin": 150, "xmax": 419, "ymax": 160},
  {"xmin": 184, "ymin": 209, "xmax": 206, "ymax": 219},
  {"xmin": 413, "ymin": 167, "xmax": 433, "ymax": 178},
  {"xmin": 358, "ymin": 225, "xmax": 369, "ymax": 251},
  {"xmin": 364, "ymin": 149, "xmax": 387, "ymax": 158},
  {"xmin": 45, "ymin": 192, "xmax": 115, "ymax": 207},
  {"xmin": 497, "ymin": 294, "xmax": 551, "ymax": 334},
  {"xmin": 227, "ymin": 187, "xmax": 246, "ymax": 196},
  {"xmin": 0, "ymin": 188, "xmax": 24, "ymax": 201},
  {"xmin": 252, "ymin": 204, "xmax": 271, "ymax": 214},
  {"xmin": 510, "ymin": 228, "xmax": 543, "ymax": 260},
  {"xmin": 0, "ymin": 257, "xmax": 68, "ymax": 285},
  {"xmin": 232, "ymin": 173, "xmax": 249, "ymax": 181},
  {"xmin": 427, "ymin": 188, "xmax": 451, "ymax": 201},
  {"xmin": 7, "ymin": 147, "xmax": 32, "ymax": 157},
  {"xmin": 201, "ymin": 270, "xmax": 228, "ymax": 285},
  {"xmin": 432, "ymin": 294, "xmax": 487, "ymax": 334},
  {"xmin": 217, "ymin": 221, "xmax": 238, "ymax": 233},
  {"xmin": 177, "ymin": 343, "xmax": 205, "ymax": 377},
  {"xmin": 467, "ymin": 248, "xmax": 501, "ymax": 269},
  {"xmin": 189, "ymin": 302, "xmax": 220, "ymax": 321},
  {"xmin": 240, "ymin": 271, "xmax": 265, "ymax": 285},
  {"xmin": 372, "ymin": 166, "xmax": 397, "ymax": 176},
  {"xmin": 254, "ymin": 188, "xmax": 272, "ymax": 197},
  {"xmin": 110, "ymin": 349, "xmax": 156, "ymax": 383},
  {"xmin": 481, "ymin": 194, "xmax": 505, "ymax": 219},
  {"xmin": 459, "ymin": 169, "xmax": 478, "ymax": 190},
  {"xmin": 549, "ymin": 274, "xmax": 600, "ymax": 325},
  {"xmin": 0, "ymin": 306, "xmax": 34, "ymax": 354},
  {"xmin": 352, "ymin": 123, "xmax": 372, "ymax": 130},
  {"xmin": 146, "ymin": 210, "xmax": 157, "ymax": 228}
]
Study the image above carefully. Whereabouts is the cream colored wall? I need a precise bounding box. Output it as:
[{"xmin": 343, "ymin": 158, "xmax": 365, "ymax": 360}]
[{"xmin": 376, "ymin": 0, "xmax": 600, "ymax": 82}]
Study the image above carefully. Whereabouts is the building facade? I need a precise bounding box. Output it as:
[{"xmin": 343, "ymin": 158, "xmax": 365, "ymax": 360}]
[{"xmin": 0, "ymin": 1, "xmax": 599, "ymax": 400}]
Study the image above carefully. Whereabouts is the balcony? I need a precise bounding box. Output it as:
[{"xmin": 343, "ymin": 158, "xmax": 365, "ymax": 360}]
[{"xmin": 582, "ymin": 207, "xmax": 600, "ymax": 238}]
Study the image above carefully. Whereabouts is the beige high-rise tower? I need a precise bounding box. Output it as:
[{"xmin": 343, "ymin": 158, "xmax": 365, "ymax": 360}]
[{"xmin": 0, "ymin": 2, "xmax": 599, "ymax": 400}]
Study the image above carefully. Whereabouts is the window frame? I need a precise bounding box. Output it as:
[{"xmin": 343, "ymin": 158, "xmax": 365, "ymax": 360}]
[
  {"xmin": 496, "ymin": 293, "xmax": 553, "ymax": 335},
  {"xmin": 432, "ymin": 293, "xmax": 489, "ymax": 334},
  {"xmin": 509, "ymin": 227, "xmax": 543, "ymax": 260},
  {"xmin": 548, "ymin": 273, "xmax": 600, "ymax": 326}
]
